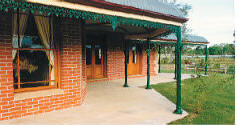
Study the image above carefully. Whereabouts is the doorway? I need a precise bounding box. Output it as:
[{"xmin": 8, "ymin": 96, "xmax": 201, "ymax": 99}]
[
  {"xmin": 86, "ymin": 37, "xmax": 106, "ymax": 79},
  {"xmin": 127, "ymin": 45, "xmax": 142, "ymax": 75}
]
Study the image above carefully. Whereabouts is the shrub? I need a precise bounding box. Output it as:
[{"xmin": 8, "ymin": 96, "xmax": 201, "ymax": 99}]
[
  {"xmin": 162, "ymin": 57, "xmax": 169, "ymax": 64},
  {"xmin": 228, "ymin": 65, "xmax": 235, "ymax": 74}
]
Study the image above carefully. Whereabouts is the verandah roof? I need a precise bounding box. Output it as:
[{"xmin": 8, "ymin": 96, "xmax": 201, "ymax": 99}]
[
  {"xmin": 160, "ymin": 33, "xmax": 208, "ymax": 43},
  {"xmin": 0, "ymin": 0, "xmax": 187, "ymax": 34},
  {"xmin": 129, "ymin": 34, "xmax": 209, "ymax": 45},
  {"xmin": 156, "ymin": 33, "xmax": 209, "ymax": 45},
  {"xmin": 0, "ymin": 0, "xmax": 190, "ymax": 43}
]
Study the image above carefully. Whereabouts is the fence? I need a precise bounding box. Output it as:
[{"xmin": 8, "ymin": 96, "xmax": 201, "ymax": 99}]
[{"xmin": 159, "ymin": 56, "xmax": 235, "ymax": 74}]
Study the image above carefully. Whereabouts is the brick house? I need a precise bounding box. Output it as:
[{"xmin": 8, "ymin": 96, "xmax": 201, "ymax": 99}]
[{"xmin": 0, "ymin": 0, "xmax": 188, "ymax": 120}]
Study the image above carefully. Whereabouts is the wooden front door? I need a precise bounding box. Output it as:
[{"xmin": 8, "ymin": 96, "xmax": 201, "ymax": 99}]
[
  {"xmin": 86, "ymin": 41, "xmax": 104, "ymax": 79},
  {"xmin": 127, "ymin": 46, "xmax": 141, "ymax": 75}
]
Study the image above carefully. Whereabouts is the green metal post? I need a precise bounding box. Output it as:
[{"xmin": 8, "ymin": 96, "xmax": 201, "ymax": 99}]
[
  {"xmin": 205, "ymin": 45, "xmax": 208, "ymax": 75},
  {"xmin": 158, "ymin": 45, "xmax": 161, "ymax": 73},
  {"xmin": 174, "ymin": 45, "xmax": 177, "ymax": 79},
  {"xmin": 146, "ymin": 39, "xmax": 152, "ymax": 89},
  {"xmin": 123, "ymin": 41, "xmax": 129, "ymax": 87},
  {"xmin": 174, "ymin": 27, "xmax": 182, "ymax": 114}
]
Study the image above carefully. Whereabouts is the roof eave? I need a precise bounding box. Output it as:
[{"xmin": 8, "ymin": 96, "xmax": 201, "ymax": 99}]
[{"xmin": 66, "ymin": 0, "xmax": 188, "ymax": 23}]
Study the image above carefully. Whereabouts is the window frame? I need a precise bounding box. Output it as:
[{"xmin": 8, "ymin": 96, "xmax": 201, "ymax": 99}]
[{"xmin": 13, "ymin": 13, "xmax": 60, "ymax": 93}]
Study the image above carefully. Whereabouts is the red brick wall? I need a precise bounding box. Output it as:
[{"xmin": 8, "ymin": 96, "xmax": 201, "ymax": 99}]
[
  {"xmin": 0, "ymin": 12, "xmax": 14, "ymax": 121},
  {"xmin": 106, "ymin": 34, "xmax": 125, "ymax": 80},
  {"xmin": 59, "ymin": 17, "xmax": 83, "ymax": 106},
  {"xmin": 0, "ymin": 12, "xmax": 85, "ymax": 120},
  {"xmin": 141, "ymin": 48, "xmax": 159, "ymax": 76},
  {"xmin": 80, "ymin": 21, "xmax": 87, "ymax": 103},
  {"xmin": 150, "ymin": 49, "xmax": 159, "ymax": 76}
]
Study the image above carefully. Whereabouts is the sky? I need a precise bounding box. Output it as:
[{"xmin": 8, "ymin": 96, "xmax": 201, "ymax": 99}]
[{"xmin": 177, "ymin": 0, "xmax": 235, "ymax": 45}]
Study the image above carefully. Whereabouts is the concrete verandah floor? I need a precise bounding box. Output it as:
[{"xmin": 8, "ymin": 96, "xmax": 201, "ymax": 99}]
[{"xmin": 0, "ymin": 73, "xmax": 191, "ymax": 125}]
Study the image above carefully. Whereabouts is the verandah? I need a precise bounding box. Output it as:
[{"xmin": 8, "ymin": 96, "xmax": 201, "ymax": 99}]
[{"xmin": 1, "ymin": 0, "xmax": 184, "ymax": 114}]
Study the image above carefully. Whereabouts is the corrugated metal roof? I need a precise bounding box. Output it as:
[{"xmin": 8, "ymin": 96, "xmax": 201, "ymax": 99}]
[
  {"xmin": 160, "ymin": 33, "xmax": 209, "ymax": 43},
  {"xmin": 105, "ymin": 0, "xmax": 185, "ymax": 18}
]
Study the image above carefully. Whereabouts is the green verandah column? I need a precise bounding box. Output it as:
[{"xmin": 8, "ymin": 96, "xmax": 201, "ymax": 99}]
[
  {"xmin": 146, "ymin": 39, "xmax": 152, "ymax": 89},
  {"xmin": 174, "ymin": 27, "xmax": 183, "ymax": 114},
  {"xmin": 205, "ymin": 45, "xmax": 208, "ymax": 75},
  {"xmin": 174, "ymin": 44, "xmax": 177, "ymax": 79},
  {"xmin": 123, "ymin": 41, "xmax": 129, "ymax": 87},
  {"xmin": 158, "ymin": 45, "xmax": 161, "ymax": 73}
]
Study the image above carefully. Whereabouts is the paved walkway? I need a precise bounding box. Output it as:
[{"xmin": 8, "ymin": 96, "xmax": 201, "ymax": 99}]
[{"xmin": 0, "ymin": 73, "xmax": 191, "ymax": 125}]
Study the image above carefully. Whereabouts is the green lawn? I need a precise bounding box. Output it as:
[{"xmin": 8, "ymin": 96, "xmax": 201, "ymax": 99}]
[{"xmin": 152, "ymin": 73, "xmax": 235, "ymax": 124}]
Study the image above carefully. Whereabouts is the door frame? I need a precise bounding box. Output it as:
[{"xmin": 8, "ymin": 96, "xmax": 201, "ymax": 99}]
[
  {"xmin": 127, "ymin": 44, "xmax": 143, "ymax": 75},
  {"xmin": 86, "ymin": 34, "xmax": 107, "ymax": 79}
]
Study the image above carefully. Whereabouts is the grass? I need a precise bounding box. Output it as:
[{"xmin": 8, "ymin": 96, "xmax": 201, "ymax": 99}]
[{"xmin": 152, "ymin": 73, "xmax": 235, "ymax": 124}]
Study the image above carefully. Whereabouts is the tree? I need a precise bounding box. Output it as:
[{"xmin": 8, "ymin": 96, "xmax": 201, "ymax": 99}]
[
  {"xmin": 171, "ymin": 1, "xmax": 192, "ymax": 34},
  {"xmin": 208, "ymin": 45, "xmax": 222, "ymax": 55},
  {"xmin": 208, "ymin": 44, "xmax": 235, "ymax": 55},
  {"xmin": 223, "ymin": 44, "xmax": 235, "ymax": 55}
]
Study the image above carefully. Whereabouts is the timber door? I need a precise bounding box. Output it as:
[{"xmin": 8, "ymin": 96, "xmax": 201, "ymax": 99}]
[
  {"xmin": 86, "ymin": 41, "xmax": 104, "ymax": 79},
  {"xmin": 127, "ymin": 46, "xmax": 141, "ymax": 75}
]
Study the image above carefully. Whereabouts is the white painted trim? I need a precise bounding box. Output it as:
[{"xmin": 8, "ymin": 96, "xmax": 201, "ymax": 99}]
[{"xmin": 26, "ymin": 0, "xmax": 183, "ymax": 26}]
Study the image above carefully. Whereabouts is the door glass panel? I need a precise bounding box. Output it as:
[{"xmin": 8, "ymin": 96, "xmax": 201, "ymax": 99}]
[
  {"xmin": 95, "ymin": 45, "xmax": 102, "ymax": 65},
  {"xmin": 132, "ymin": 46, "xmax": 137, "ymax": 64},
  {"xmin": 86, "ymin": 45, "xmax": 92, "ymax": 65}
]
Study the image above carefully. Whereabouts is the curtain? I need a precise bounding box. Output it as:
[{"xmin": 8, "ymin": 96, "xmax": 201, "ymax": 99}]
[
  {"xmin": 12, "ymin": 13, "xmax": 28, "ymax": 59},
  {"xmin": 34, "ymin": 15, "xmax": 55, "ymax": 85}
]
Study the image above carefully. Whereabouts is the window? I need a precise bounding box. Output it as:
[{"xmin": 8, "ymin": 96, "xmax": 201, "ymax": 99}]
[
  {"xmin": 86, "ymin": 45, "xmax": 92, "ymax": 65},
  {"xmin": 132, "ymin": 46, "xmax": 137, "ymax": 64},
  {"xmin": 95, "ymin": 45, "xmax": 102, "ymax": 65},
  {"xmin": 12, "ymin": 12, "xmax": 58, "ymax": 92}
]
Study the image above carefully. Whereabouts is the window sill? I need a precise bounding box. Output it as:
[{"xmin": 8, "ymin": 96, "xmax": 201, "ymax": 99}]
[{"xmin": 14, "ymin": 89, "xmax": 64, "ymax": 101}]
